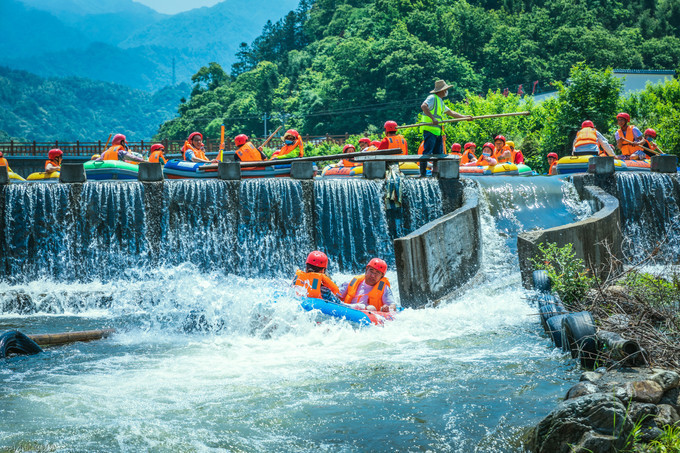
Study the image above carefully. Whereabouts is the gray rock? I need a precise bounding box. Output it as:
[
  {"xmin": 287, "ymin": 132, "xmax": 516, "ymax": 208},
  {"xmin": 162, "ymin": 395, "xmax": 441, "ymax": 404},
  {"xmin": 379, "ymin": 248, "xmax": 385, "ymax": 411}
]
[
  {"xmin": 651, "ymin": 369, "xmax": 680, "ymax": 393},
  {"xmin": 632, "ymin": 380, "xmax": 664, "ymax": 404},
  {"xmin": 637, "ymin": 425, "xmax": 664, "ymax": 443},
  {"xmin": 572, "ymin": 431, "xmax": 619, "ymax": 453},
  {"xmin": 659, "ymin": 387, "xmax": 680, "ymax": 409},
  {"xmin": 613, "ymin": 383, "xmax": 633, "ymax": 404},
  {"xmin": 655, "ymin": 404, "xmax": 680, "ymax": 428},
  {"xmin": 629, "ymin": 402, "xmax": 659, "ymax": 424},
  {"xmin": 567, "ymin": 382, "xmax": 599, "ymax": 400},
  {"xmin": 581, "ymin": 372, "xmax": 603, "ymax": 383}
]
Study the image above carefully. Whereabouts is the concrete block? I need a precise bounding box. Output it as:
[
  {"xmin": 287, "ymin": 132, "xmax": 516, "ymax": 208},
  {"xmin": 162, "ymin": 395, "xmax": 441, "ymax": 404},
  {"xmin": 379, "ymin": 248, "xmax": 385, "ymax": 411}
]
[
  {"xmin": 0, "ymin": 166, "xmax": 8, "ymax": 185},
  {"xmin": 587, "ymin": 156, "xmax": 614, "ymax": 175},
  {"xmin": 218, "ymin": 162, "xmax": 241, "ymax": 180},
  {"xmin": 651, "ymin": 155, "xmax": 677, "ymax": 173},
  {"xmin": 290, "ymin": 161, "xmax": 314, "ymax": 179},
  {"xmin": 221, "ymin": 151, "xmax": 236, "ymax": 162},
  {"xmin": 438, "ymin": 159, "xmax": 460, "ymax": 179},
  {"xmin": 363, "ymin": 161, "xmax": 386, "ymax": 179},
  {"xmin": 137, "ymin": 162, "xmax": 164, "ymax": 181},
  {"xmin": 59, "ymin": 163, "xmax": 86, "ymax": 183}
]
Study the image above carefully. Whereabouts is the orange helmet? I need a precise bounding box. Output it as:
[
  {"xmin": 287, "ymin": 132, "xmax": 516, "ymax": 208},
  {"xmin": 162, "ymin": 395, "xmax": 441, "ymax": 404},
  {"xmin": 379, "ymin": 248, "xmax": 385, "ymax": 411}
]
[
  {"xmin": 48, "ymin": 149, "xmax": 63, "ymax": 160},
  {"xmin": 644, "ymin": 128, "xmax": 656, "ymax": 138},
  {"xmin": 112, "ymin": 134, "xmax": 126, "ymax": 146},
  {"xmin": 367, "ymin": 258, "xmax": 387, "ymax": 274},
  {"xmin": 343, "ymin": 144, "xmax": 356, "ymax": 153},
  {"xmin": 616, "ymin": 112, "xmax": 630, "ymax": 122},
  {"xmin": 150, "ymin": 144, "xmax": 165, "ymax": 152},
  {"xmin": 450, "ymin": 143, "xmax": 461, "ymax": 153},
  {"xmin": 581, "ymin": 120, "xmax": 594, "ymax": 128},
  {"xmin": 306, "ymin": 251, "xmax": 328, "ymax": 269},
  {"xmin": 384, "ymin": 121, "xmax": 398, "ymax": 132},
  {"xmin": 235, "ymin": 134, "xmax": 248, "ymax": 146}
]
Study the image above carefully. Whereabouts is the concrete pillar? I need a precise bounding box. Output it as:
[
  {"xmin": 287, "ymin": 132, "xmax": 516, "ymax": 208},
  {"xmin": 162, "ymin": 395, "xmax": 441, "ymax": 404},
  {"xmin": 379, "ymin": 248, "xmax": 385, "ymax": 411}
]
[
  {"xmin": 221, "ymin": 151, "xmax": 236, "ymax": 162},
  {"xmin": 300, "ymin": 180, "xmax": 317, "ymax": 249},
  {"xmin": 363, "ymin": 161, "xmax": 386, "ymax": 179},
  {"xmin": 0, "ymin": 166, "xmax": 8, "ymax": 185},
  {"xmin": 587, "ymin": 156, "xmax": 614, "ymax": 175},
  {"xmin": 651, "ymin": 155, "xmax": 678, "ymax": 173},
  {"xmin": 59, "ymin": 163, "xmax": 87, "ymax": 183},
  {"xmin": 0, "ymin": 183, "xmax": 5, "ymax": 273},
  {"xmin": 439, "ymin": 179, "xmax": 463, "ymax": 215},
  {"xmin": 291, "ymin": 161, "xmax": 314, "ymax": 179},
  {"xmin": 437, "ymin": 159, "xmax": 460, "ymax": 180},
  {"xmin": 218, "ymin": 162, "xmax": 241, "ymax": 180},
  {"xmin": 142, "ymin": 181, "xmax": 165, "ymax": 263},
  {"xmin": 138, "ymin": 162, "xmax": 164, "ymax": 182}
]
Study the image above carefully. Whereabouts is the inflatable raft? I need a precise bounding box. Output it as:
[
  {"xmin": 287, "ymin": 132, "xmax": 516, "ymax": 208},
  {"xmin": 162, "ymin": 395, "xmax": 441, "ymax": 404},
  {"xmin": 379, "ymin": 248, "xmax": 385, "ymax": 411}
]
[
  {"xmin": 84, "ymin": 160, "xmax": 139, "ymax": 181},
  {"xmin": 8, "ymin": 171, "xmax": 26, "ymax": 183},
  {"xmin": 164, "ymin": 159, "xmax": 318, "ymax": 179},
  {"xmin": 299, "ymin": 296, "xmax": 397, "ymax": 326},
  {"xmin": 460, "ymin": 163, "xmax": 533, "ymax": 176},
  {"xmin": 555, "ymin": 156, "xmax": 651, "ymax": 175},
  {"xmin": 321, "ymin": 162, "xmax": 420, "ymax": 178},
  {"xmin": 26, "ymin": 171, "xmax": 60, "ymax": 183}
]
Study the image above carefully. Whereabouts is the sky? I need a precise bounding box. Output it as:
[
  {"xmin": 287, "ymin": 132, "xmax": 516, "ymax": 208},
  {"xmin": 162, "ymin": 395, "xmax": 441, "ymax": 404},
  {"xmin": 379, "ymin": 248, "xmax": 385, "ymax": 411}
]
[{"xmin": 134, "ymin": 0, "xmax": 223, "ymax": 14}]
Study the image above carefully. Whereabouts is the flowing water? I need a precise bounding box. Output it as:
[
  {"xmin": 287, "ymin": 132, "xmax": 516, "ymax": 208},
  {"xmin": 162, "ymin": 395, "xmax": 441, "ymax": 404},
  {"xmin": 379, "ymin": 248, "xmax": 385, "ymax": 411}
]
[{"xmin": 0, "ymin": 177, "xmax": 589, "ymax": 452}]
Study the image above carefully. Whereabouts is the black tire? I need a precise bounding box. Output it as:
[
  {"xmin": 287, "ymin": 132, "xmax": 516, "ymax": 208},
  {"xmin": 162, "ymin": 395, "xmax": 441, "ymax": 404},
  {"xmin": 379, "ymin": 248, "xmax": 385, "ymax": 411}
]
[
  {"xmin": 561, "ymin": 312, "xmax": 598, "ymax": 368},
  {"xmin": 532, "ymin": 270, "xmax": 552, "ymax": 293},
  {"xmin": 0, "ymin": 331, "xmax": 43, "ymax": 359},
  {"xmin": 546, "ymin": 314, "xmax": 567, "ymax": 349},
  {"xmin": 537, "ymin": 295, "xmax": 567, "ymax": 332}
]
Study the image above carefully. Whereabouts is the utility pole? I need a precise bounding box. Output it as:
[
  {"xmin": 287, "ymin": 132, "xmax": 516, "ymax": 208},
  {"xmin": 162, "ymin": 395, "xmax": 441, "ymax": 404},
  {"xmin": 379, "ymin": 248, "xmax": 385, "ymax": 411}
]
[{"xmin": 263, "ymin": 113, "xmax": 268, "ymax": 137}]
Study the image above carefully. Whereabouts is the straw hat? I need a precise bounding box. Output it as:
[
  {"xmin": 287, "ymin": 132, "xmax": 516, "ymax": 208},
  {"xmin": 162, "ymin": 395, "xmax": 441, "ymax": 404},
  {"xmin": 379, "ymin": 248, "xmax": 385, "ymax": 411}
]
[{"xmin": 430, "ymin": 80, "xmax": 453, "ymax": 94}]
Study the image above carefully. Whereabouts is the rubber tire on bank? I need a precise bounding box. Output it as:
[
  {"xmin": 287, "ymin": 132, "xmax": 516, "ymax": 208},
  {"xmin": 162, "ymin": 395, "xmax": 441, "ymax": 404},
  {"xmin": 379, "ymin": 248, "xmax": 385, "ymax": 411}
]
[
  {"xmin": 532, "ymin": 270, "xmax": 552, "ymax": 293},
  {"xmin": 546, "ymin": 314, "xmax": 567, "ymax": 349},
  {"xmin": 0, "ymin": 331, "xmax": 43, "ymax": 359},
  {"xmin": 537, "ymin": 295, "xmax": 567, "ymax": 333},
  {"xmin": 561, "ymin": 312, "xmax": 598, "ymax": 369}
]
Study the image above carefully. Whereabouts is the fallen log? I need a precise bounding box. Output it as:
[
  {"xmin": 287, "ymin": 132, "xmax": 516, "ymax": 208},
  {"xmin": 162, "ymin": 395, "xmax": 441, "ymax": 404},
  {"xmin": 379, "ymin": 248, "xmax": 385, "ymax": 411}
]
[{"xmin": 27, "ymin": 329, "xmax": 115, "ymax": 346}]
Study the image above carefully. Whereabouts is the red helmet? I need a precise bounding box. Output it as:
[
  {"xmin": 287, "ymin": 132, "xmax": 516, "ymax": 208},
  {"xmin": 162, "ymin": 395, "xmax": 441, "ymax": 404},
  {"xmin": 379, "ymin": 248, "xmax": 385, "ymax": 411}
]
[
  {"xmin": 450, "ymin": 143, "xmax": 461, "ymax": 152},
  {"xmin": 581, "ymin": 120, "xmax": 595, "ymax": 128},
  {"xmin": 358, "ymin": 137, "xmax": 371, "ymax": 145},
  {"xmin": 367, "ymin": 258, "xmax": 387, "ymax": 274},
  {"xmin": 371, "ymin": 140, "xmax": 381, "ymax": 147},
  {"xmin": 644, "ymin": 128, "xmax": 656, "ymax": 138},
  {"xmin": 464, "ymin": 142, "xmax": 476, "ymax": 150},
  {"xmin": 616, "ymin": 112, "xmax": 630, "ymax": 122},
  {"xmin": 284, "ymin": 129, "xmax": 300, "ymax": 139},
  {"xmin": 0, "ymin": 151, "xmax": 3, "ymax": 157},
  {"xmin": 482, "ymin": 142, "xmax": 494, "ymax": 151},
  {"xmin": 112, "ymin": 134, "xmax": 126, "ymax": 146},
  {"xmin": 547, "ymin": 152, "xmax": 558, "ymax": 159},
  {"xmin": 384, "ymin": 120, "xmax": 398, "ymax": 132},
  {"xmin": 343, "ymin": 144, "xmax": 356, "ymax": 153},
  {"xmin": 494, "ymin": 135, "xmax": 506, "ymax": 143},
  {"xmin": 188, "ymin": 132, "xmax": 203, "ymax": 142},
  {"xmin": 235, "ymin": 134, "xmax": 248, "ymax": 146},
  {"xmin": 48, "ymin": 148, "xmax": 63, "ymax": 160},
  {"xmin": 150, "ymin": 144, "xmax": 165, "ymax": 152},
  {"xmin": 306, "ymin": 251, "xmax": 328, "ymax": 269}
]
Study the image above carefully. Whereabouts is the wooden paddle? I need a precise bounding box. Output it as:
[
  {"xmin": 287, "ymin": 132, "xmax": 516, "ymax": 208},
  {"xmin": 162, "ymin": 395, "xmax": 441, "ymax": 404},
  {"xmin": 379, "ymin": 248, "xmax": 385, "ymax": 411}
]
[
  {"xmin": 217, "ymin": 124, "xmax": 225, "ymax": 161},
  {"xmin": 261, "ymin": 126, "xmax": 283, "ymax": 150},
  {"xmin": 621, "ymin": 137, "xmax": 661, "ymax": 155},
  {"xmin": 102, "ymin": 133, "xmax": 112, "ymax": 152},
  {"xmin": 397, "ymin": 111, "xmax": 531, "ymax": 130}
]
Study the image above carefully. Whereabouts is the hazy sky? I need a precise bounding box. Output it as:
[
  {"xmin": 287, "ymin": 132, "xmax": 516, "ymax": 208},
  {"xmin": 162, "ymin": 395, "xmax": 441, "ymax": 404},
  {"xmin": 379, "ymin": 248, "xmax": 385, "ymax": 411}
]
[{"xmin": 134, "ymin": 0, "xmax": 223, "ymax": 14}]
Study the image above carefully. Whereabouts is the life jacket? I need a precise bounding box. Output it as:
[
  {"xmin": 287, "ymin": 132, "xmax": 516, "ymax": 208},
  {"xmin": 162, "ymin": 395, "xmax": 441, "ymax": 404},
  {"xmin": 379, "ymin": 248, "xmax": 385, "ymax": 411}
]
[
  {"xmin": 236, "ymin": 142, "xmax": 263, "ymax": 162},
  {"xmin": 420, "ymin": 95, "xmax": 445, "ymax": 136},
  {"xmin": 417, "ymin": 141, "xmax": 424, "ymax": 155},
  {"xmin": 494, "ymin": 145, "xmax": 512, "ymax": 163},
  {"xmin": 182, "ymin": 141, "xmax": 208, "ymax": 161},
  {"xmin": 365, "ymin": 145, "xmax": 377, "ymax": 152},
  {"xmin": 461, "ymin": 150, "xmax": 476, "ymax": 165},
  {"xmin": 149, "ymin": 150, "xmax": 167, "ymax": 164},
  {"xmin": 449, "ymin": 152, "xmax": 462, "ymax": 158},
  {"xmin": 101, "ymin": 144, "xmax": 124, "ymax": 161},
  {"xmin": 511, "ymin": 149, "xmax": 525, "ymax": 164},
  {"xmin": 0, "ymin": 157, "xmax": 8, "ymax": 168},
  {"xmin": 273, "ymin": 137, "xmax": 304, "ymax": 159},
  {"xmin": 617, "ymin": 126, "xmax": 642, "ymax": 156},
  {"xmin": 642, "ymin": 139, "xmax": 658, "ymax": 157},
  {"xmin": 477, "ymin": 154, "xmax": 495, "ymax": 166},
  {"xmin": 385, "ymin": 135, "xmax": 408, "ymax": 155},
  {"xmin": 340, "ymin": 158, "xmax": 355, "ymax": 167},
  {"xmin": 573, "ymin": 127, "xmax": 601, "ymax": 156},
  {"xmin": 343, "ymin": 275, "xmax": 391, "ymax": 310},
  {"xmin": 44, "ymin": 159, "xmax": 60, "ymax": 171},
  {"xmin": 294, "ymin": 270, "xmax": 339, "ymax": 299},
  {"xmin": 549, "ymin": 161, "xmax": 558, "ymax": 175}
]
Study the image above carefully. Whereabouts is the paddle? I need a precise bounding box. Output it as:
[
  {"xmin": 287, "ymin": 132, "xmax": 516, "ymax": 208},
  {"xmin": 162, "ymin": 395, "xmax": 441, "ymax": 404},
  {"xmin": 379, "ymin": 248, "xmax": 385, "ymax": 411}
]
[
  {"xmin": 217, "ymin": 124, "xmax": 225, "ymax": 162},
  {"xmin": 102, "ymin": 133, "xmax": 112, "ymax": 153},
  {"xmin": 622, "ymin": 137, "xmax": 661, "ymax": 155},
  {"xmin": 397, "ymin": 111, "xmax": 532, "ymax": 130},
  {"xmin": 261, "ymin": 126, "xmax": 283, "ymax": 156}
]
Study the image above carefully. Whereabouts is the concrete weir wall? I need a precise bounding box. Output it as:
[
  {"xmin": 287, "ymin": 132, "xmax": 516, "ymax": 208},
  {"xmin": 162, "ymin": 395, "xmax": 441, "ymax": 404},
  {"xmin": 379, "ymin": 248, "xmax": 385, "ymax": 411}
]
[
  {"xmin": 517, "ymin": 184, "xmax": 622, "ymax": 289},
  {"xmin": 394, "ymin": 180, "xmax": 481, "ymax": 308}
]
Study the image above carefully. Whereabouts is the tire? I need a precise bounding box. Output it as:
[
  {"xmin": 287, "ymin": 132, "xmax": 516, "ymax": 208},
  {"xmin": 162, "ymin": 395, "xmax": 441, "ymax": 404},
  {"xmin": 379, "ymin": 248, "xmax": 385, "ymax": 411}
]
[
  {"xmin": 532, "ymin": 270, "xmax": 552, "ymax": 293},
  {"xmin": 537, "ymin": 295, "xmax": 567, "ymax": 332},
  {"xmin": 561, "ymin": 312, "xmax": 598, "ymax": 369},
  {"xmin": 546, "ymin": 314, "xmax": 567, "ymax": 349},
  {"xmin": 0, "ymin": 331, "xmax": 43, "ymax": 359}
]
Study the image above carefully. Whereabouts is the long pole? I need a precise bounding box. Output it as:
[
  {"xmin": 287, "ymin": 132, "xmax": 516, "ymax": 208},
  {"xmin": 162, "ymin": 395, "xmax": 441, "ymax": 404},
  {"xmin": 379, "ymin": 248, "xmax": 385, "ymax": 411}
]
[
  {"xmin": 397, "ymin": 111, "xmax": 531, "ymax": 130},
  {"xmin": 621, "ymin": 137, "xmax": 661, "ymax": 155},
  {"xmin": 261, "ymin": 126, "xmax": 283, "ymax": 150},
  {"xmin": 234, "ymin": 148, "xmax": 401, "ymax": 168}
]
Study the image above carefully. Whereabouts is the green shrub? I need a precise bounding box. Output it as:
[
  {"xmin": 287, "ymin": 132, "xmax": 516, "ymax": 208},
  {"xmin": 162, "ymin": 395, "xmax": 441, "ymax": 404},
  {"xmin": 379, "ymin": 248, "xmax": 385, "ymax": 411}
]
[
  {"xmin": 622, "ymin": 271, "xmax": 680, "ymax": 309},
  {"xmin": 531, "ymin": 242, "xmax": 596, "ymax": 306}
]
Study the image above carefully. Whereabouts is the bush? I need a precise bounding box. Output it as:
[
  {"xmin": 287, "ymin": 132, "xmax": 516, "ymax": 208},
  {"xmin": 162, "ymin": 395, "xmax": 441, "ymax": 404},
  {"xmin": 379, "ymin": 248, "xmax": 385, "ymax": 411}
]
[
  {"xmin": 531, "ymin": 242, "xmax": 596, "ymax": 306},
  {"xmin": 621, "ymin": 270, "xmax": 680, "ymax": 308}
]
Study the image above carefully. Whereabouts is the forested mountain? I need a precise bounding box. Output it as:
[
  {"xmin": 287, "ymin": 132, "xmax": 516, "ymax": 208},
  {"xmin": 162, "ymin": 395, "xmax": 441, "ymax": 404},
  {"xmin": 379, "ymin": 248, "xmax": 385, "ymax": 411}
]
[
  {"xmin": 0, "ymin": 66, "xmax": 189, "ymax": 141},
  {"xmin": 157, "ymin": 0, "xmax": 680, "ymax": 140},
  {"xmin": 0, "ymin": 0, "xmax": 300, "ymax": 91}
]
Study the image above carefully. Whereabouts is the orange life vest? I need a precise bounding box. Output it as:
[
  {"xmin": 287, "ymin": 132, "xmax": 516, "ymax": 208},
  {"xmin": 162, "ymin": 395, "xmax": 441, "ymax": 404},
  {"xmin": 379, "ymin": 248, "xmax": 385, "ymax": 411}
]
[
  {"xmin": 493, "ymin": 145, "xmax": 512, "ymax": 163},
  {"xmin": 149, "ymin": 150, "xmax": 167, "ymax": 164},
  {"xmin": 182, "ymin": 141, "xmax": 208, "ymax": 161},
  {"xmin": 642, "ymin": 139, "xmax": 658, "ymax": 156},
  {"xmin": 511, "ymin": 149, "xmax": 524, "ymax": 164},
  {"xmin": 340, "ymin": 158, "xmax": 355, "ymax": 167},
  {"xmin": 101, "ymin": 145, "xmax": 124, "ymax": 161},
  {"xmin": 618, "ymin": 126, "xmax": 642, "ymax": 156},
  {"xmin": 549, "ymin": 161, "xmax": 558, "ymax": 175},
  {"xmin": 343, "ymin": 275, "xmax": 390, "ymax": 310},
  {"xmin": 294, "ymin": 270, "xmax": 340, "ymax": 299},
  {"xmin": 449, "ymin": 152, "xmax": 462, "ymax": 158},
  {"xmin": 0, "ymin": 157, "xmax": 8, "ymax": 168},
  {"xmin": 385, "ymin": 135, "xmax": 408, "ymax": 155},
  {"xmin": 461, "ymin": 150, "xmax": 476, "ymax": 165},
  {"xmin": 236, "ymin": 142, "xmax": 263, "ymax": 162},
  {"xmin": 417, "ymin": 141, "xmax": 424, "ymax": 155},
  {"xmin": 477, "ymin": 154, "xmax": 495, "ymax": 166},
  {"xmin": 574, "ymin": 127, "xmax": 598, "ymax": 149},
  {"xmin": 273, "ymin": 138, "xmax": 304, "ymax": 159},
  {"xmin": 365, "ymin": 145, "xmax": 377, "ymax": 152},
  {"xmin": 44, "ymin": 159, "xmax": 60, "ymax": 171}
]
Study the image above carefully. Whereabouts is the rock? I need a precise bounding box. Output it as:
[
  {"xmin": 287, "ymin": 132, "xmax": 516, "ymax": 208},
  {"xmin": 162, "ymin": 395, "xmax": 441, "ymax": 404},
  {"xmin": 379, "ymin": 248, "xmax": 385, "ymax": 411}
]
[
  {"xmin": 572, "ymin": 431, "xmax": 619, "ymax": 453},
  {"xmin": 613, "ymin": 384, "xmax": 633, "ymax": 405},
  {"xmin": 632, "ymin": 380, "xmax": 664, "ymax": 404},
  {"xmin": 655, "ymin": 404, "xmax": 680, "ymax": 428},
  {"xmin": 651, "ymin": 369, "xmax": 680, "ymax": 392},
  {"xmin": 637, "ymin": 425, "xmax": 664, "ymax": 443},
  {"xmin": 659, "ymin": 387, "xmax": 680, "ymax": 409},
  {"xmin": 581, "ymin": 372, "xmax": 602, "ymax": 383},
  {"xmin": 567, "ymin": 382, "xmax": 599, "ymax": 400},
  {"xmin": 530, "ymin": 393, "xmax": 632, "ymax": 453},
  {"xmin": 629, "ymin": 402, "xmax": 659, "ymax": 424}
]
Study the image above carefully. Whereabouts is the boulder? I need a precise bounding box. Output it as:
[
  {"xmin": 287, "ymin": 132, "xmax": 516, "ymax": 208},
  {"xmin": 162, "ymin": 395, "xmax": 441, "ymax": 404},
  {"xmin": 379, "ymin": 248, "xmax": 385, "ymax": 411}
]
[
  {"xmin": 650, "ymin": 369, "xmax": 680, "ymax": 393},
  {"xmin": 632, "ymin": 380, "xmax": 664, "ymax": 404},
  {"xmin": 567, "ymin": 382, "xmax": 599, "ymax": 400},
  {"xmin": 655, "ymin": 404, "xmax": 680, "ymax": 428},
  {"xmin": 581, "ymin": 372, "xmax": 603, "ymax": 383}
]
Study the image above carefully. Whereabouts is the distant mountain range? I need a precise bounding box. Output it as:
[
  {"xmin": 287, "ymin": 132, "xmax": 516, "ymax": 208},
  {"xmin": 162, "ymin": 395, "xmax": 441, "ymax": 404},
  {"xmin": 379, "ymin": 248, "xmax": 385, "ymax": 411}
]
[{"xmin": 0, "ymin": 0, "xmax": 301, "ymax": 91}]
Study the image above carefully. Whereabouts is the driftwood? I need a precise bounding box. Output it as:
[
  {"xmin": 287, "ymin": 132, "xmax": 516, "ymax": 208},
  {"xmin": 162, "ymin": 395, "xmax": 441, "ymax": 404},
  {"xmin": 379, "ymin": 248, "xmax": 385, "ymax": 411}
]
[{"xmin": 28, "ymin": 329, "xmax": 115, "ymax": 346}]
